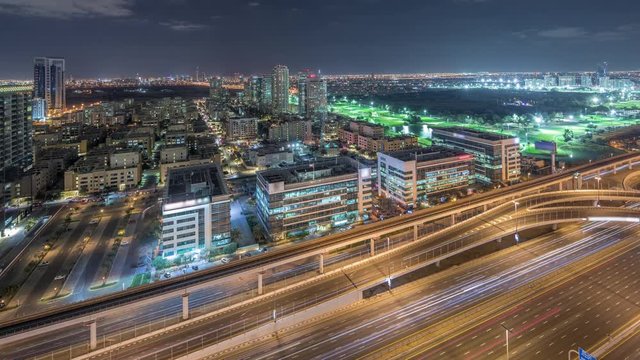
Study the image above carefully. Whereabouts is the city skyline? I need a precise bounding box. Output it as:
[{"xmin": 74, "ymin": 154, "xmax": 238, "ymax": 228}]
[{"xmin": 1, "ymin": 0, "xmax": 640, "ymax": 78}]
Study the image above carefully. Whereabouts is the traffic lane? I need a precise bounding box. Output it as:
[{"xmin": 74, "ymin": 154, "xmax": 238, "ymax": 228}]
[
  {"xmin": 602, "ymin": 329, "xmax": 640, "ymax": 359},
  {"xmin": 21, "ymin": 207, "xmax": 94, "ymax": 306},
  {"xmin": 0, "ymin": 205, "xmax": 609, "ymax": 357},
  {"xmin": 408, "ymin": 232, "xmax": 640, "ymax": 360},
  {"xmin": 221, "ymin": 221, "xmax": 620, "ymax": 360},
  {"xmin": 0, "ymin": 208, "xmax": 560, "ymax": 358}
]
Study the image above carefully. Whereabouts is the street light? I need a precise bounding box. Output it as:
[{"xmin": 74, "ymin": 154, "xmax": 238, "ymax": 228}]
[
  {"xmin": 513, "ymin": 201, "xmax": 520, "ymax": 243},
  {"xmin": 594, "ymin": 175, "xmax": 602, "ymax": 205},
  {"xmin": 500, "ymin": 323, "xmax": 512, "ymax": 360}
]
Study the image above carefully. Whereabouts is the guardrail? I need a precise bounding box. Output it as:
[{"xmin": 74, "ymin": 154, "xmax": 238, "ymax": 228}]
[{"xmin": 2, "ymin": 152, "xmax": 640, "ymax": 340}]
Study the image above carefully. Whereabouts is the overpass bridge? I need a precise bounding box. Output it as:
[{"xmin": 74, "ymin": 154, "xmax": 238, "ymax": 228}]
[{"xmin": 4, "ymin": 187, "xmax": 640, "ymax": 359}]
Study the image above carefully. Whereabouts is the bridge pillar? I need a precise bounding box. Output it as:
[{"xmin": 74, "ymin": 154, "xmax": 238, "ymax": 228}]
[
  {"xmin": 483, "ymin": 204, "xmax": 487, "ymax": 212},
  {"xmin": 182, "ymin": 293, "xmax": 189, "ymax": 320},
  {"xmin": 630, "ymin": 160, "xmax": 633, "ymax": 170},
  {"xmin": 89, "ymin": 320, "xmax": 97, "ymax": 350},
  {"xmin": 613, "ymin": 164, "xmax": 617, "ymax": 175},
  {"xmin": 258, "ymin": 272, "xmax": 264, "ymax": 295},
  {"xmin": 370, "ymin": 238, "xmax": 376, "ymax": 256},
  {"xmin": 577, "ymin": 175, "xmax": 583, "ymax": 190},
  {"xmin": 450, "ymin": 214, "xmax": 456, "ymax": 225},
  {"xmin": 413, "ymin": 225, "xmax": 418, "ymax": 241},
  {"xmin": 551, "ymin": 223, "xmax": 558, "ymax": 231},
  {"xmin": 319, "ymin": 253, "xmax": 324, "ymax": 274},
  {"xmin": 436, "ymin": 260, "xmax": 440, "ymax": 267},
  {"xmin": 558, "ymin": 182, "xmax": 563, "ymax": 191}
]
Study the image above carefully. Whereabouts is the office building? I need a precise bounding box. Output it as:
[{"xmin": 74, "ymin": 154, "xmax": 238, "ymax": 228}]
[
  {"xmin": 33, "ymin": 57, "xmax": 66, "ymax": 118},
  {"xmin": 431, "ymin": 127, "xmax": 521, "ymax": 184},
  {"xmin": 256, "ymin": 157, "xmax": 372, "ymax": 241},
  {"xmin": 249, "ymin": 145, "xmax": 295, "ymax": 170},
  {"xmin": 226, "ymin": 117, "xmax": 258, "ymax": 141},
  {"xmin": 160, "ymin": 164, "xmax": 231, "ymax": 258},
  {"xmin": 297, "ymin": 73, "xmax": 307, "ymax": 115},
  {"xmin": 378, "ymin": 147, "xmax": 474, "ymax": 207},
  {"xmin": 271, "ymin": 65, "xmax": 290, "ymax": 114},
  {"xmin": 0, "ymin": 85, "xmax": 33, "ymax": 173}
]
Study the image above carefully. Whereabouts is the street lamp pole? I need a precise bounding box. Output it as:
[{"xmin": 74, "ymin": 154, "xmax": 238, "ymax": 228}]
[
  {"xmin": 500, "ymin": 324, "xmax": 511, "ymax": 360},
  {"xmin": 513, "ymin": 201, "xmax": 520, "ymax": 243},
  {"xmin": 594, "ymin": 175, "xmax": 601, "ymax": 205}
]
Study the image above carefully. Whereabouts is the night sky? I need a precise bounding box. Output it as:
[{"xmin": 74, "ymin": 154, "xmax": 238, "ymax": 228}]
[{"xmin": 1, "ymin": 0, "xmax": 639, "ymax": 78}]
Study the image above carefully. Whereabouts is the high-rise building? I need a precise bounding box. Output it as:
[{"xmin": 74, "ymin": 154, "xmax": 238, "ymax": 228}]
[
  {"xmin": 33, "ymin": 57, "xmax": 65, "ymax": 118},
  {"xmin": 431, "ymin": 127, "xmax": 521, "ymax": 184},
  {"xmin": 297, "ymin": 73, "xmax": 307, "ymax": 116},
  {"xmin": 597, "ymin": 61, "xmax": 608, "ymax": 78},
  {"xmin": 0, "ymin": 85, "xmax": 33, "ymax": 173},
  {"xmin": 160, "ymin": 164, "xmax": 231, "ymax": 258},
  {"xmin": 304, "ymin": 74, "xmax": 328, "ymax": 124},
  {"xmin": 259, "ymin": 75, "xmax": 272, "ymax": 112},
  {"xmin": 268, "ymin": 119, "xmax": 312, "ymax": 143},
  {"xmin": 256, "ymin": 157, "xmax": 372, "ymax": 241},
  {"xmin": 271, "ymin": 65, "xmax": 290, "ymax": 114},
  {"xmin": 377, "ymin": 147, "xmax": 474, "ymax": 207},
  {"xmin": 248, "ymin": 76, "xmax": 262, "ymax": 106}
]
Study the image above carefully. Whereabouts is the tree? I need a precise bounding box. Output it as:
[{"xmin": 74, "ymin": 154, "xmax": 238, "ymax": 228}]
[
  {"xmin": 230, "ymin": 229, "xmax": 241, "ymax": 242},
  {"xmin": 563, "ymin": 128, "xmax": 574, "ymax": 143},
  {"xmin": 152, "ymin": 256, "xmax": 170, "ymax": 270}
]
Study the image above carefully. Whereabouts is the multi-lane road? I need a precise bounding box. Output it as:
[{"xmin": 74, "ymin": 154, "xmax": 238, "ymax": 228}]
[{"xmin": 221, "ymin": 220, "xmax": 640, "ymax": 360}]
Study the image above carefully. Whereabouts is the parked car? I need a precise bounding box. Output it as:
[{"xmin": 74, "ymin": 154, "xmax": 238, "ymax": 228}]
[
  {"xmin": 191, "ymin": 265, "xmax": 199, "ymax": 271},
  {"xmin": 54, "ymin": 274, "xmax": 66, "ymax": 280},
  {"xmin": 221, "ymin": 257, "xmax": 230, "ymax": 264},
  {"xmin": 163, "ymin": 272, "xmax": 171, "ymax": 278},
  {"xmin": 38, "ymin": 261, "xmax": 49, "ymax": 267}
]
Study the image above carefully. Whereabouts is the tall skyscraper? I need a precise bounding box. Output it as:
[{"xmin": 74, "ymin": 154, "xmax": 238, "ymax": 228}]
[
  {"xmin": 259, "ymin": 75, "xmax": 272, "ymax": 112},
  {"xmin": 271, "ymin": 65, "xmax": 290, "ymax": 114},
  {"xmin": 297, "ymin": 72, "xmax": 307, "ymax": 115},
  {"xmin": 33, "ymin": 57, "xmax": 65, "ymax": 119},
  {"xmin": 304, "ymin": 74, "xmax": 328, "ymax": 124},
  {"xmin": 0, "ymin": 85, "xmax": 33, "ymax": 172}
]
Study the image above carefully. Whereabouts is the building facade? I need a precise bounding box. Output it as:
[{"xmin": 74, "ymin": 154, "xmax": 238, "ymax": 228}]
[
  {"xmin": 256, "ymin": 157, "xmax": 372, "ymax": 241},
  {"xmin": 226, "ymin": 117, "xmax": 258, "ymax": 141},
  {"xmin": 304, "ymin": 75, "xmax": 328, "ymax": 124},
  {"xmin": 378, "ymin": 147, "xmax": 474, "ymax": 207},
  {"xmin": 271, "ymin": 65, "xmax": 290, "ymax": 114},
  {"xmin": 160, "ymin": 164, "xmax": 231, "ymax": 258},
  {"xmin": 33, "ymin": 57, "xmax": 66, "ymax": 118},
  {"xmin": 431, "ymin": 127, "xmax": 521, "ymax": 184},
  {"xmin": 0, "ymin": 85, "xmax": 33, "ymax": 173},
  {"xmin": 268, "ymin": 119, "xmax": 312, "ymax": 143}
]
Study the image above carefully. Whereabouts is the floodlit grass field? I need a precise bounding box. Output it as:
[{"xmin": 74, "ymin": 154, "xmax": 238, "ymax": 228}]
[
  {"xmin": 613, "ymin": 100, "xmax": 640, "ymax": 110},
  {"xmin": 331, "ymin": 101, "xmax": 638, "ymax": 162}
]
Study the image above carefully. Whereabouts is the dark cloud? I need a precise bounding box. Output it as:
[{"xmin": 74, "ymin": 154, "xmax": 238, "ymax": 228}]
[{"xmin": 0, "ymin": 0, "xmax": 134, "ymax": 18}]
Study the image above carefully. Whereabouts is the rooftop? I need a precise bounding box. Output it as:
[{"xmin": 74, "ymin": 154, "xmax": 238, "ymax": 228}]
[
  {"xmin": 258, "ymin": 157, "xmax": 359, "ymax": 185},
  {"xmin": 431, "ymin": 126, "xmax": 516, "ymax": 141},
  {"xmin": 165, "ymin": 164, "xmax": 227, "ymax": 203},
  {"xmin": 381, "ymin": 146, "xmax": 470, "ymax": 162}
]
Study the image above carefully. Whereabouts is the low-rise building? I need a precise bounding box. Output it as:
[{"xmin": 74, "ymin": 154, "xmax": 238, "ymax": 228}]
[
  {"xmin": 227, "ymin": 117, "xmax": 258, "ymax": 141},
  {"xmin": 431, "ymin": 127, "xmax": 521, "ymax": 184},
  {"xmin": 160, "ymin": 164, "xmax": 231, "ymax": 258},
  {"xmin": 248, "ymin": 145, "xmax": 295, "ymax": 169},
  {"xmin": 63, "ymin": 149, "xmax": 142, "ymax": 193},
  {"xmin": 378, "ymin": 147, "xmax": 474, "ymax": 207},
  {"xmin": 256, "ymin": 157, "xmax": 372, "ymax": 241}
]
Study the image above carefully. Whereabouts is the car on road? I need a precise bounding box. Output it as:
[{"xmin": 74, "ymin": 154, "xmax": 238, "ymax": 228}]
[
  {"xmin": 120, "ymin": 240, "xmax": 129, "ymax": 245},
  {"xmin": 89, "ymin": 218, "xmax": 100, "ymax": 225},
  {"xmin": 191, "ymin": 265, "xmax": 199, "ymax": 271},
  {"xmin": 54, "ymin": 274, "xmax": 66, "ymax": 280},
  {"xmin": 221, "ymin": 257, "xmax": 230, "ymax": 264},
  {"xmin": 163, "ymin": 272, "xmax": 171, "ymax": 278},
  {"xmin": 38, "ymin": 261, "xmax": 49, "ymax": 267}
]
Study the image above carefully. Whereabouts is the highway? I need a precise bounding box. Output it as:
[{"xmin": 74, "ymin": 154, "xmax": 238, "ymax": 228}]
[
  {"xmin": 6, "ymin": 201, "xmax": 639, "ymax": 359},
  {"xmin": 220, "ymin": 220, "xmax": 640, "ymax": 360},
  {"xmin": 1, "ymin": 151, "xmax": 637, "ymax": 339}
]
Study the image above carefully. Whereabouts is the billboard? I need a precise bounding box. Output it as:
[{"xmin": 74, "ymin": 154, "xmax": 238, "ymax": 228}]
[{"xmin": 535, "ymin": 140, "xmax": 557, "ymax": 153}]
